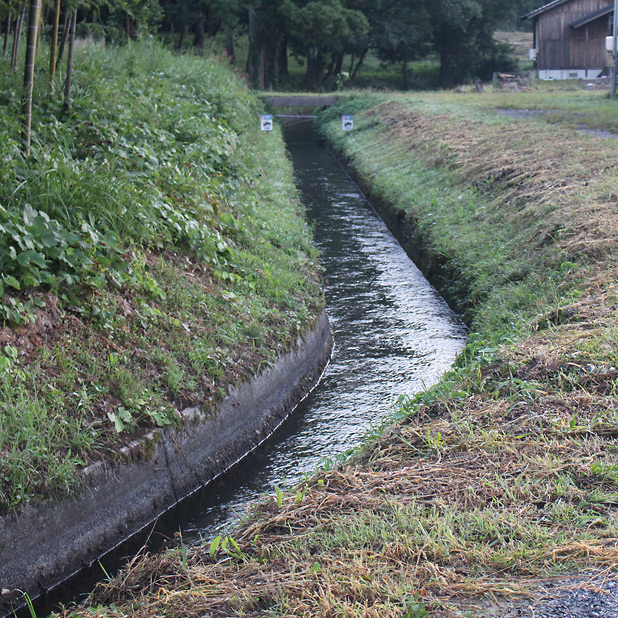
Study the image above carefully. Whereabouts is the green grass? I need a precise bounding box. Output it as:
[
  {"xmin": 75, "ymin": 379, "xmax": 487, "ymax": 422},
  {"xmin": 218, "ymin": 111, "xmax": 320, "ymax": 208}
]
[
  {"xmin": 0, "ymin": 41, "xmax": 323, "ymax": 512},
  {"xmin": 395, "ymin": 85, "xmax": 618, "ymax": 132},
  {"xmin": 316, "ymin": 96, "xmax": 578, "ymax": 341}
]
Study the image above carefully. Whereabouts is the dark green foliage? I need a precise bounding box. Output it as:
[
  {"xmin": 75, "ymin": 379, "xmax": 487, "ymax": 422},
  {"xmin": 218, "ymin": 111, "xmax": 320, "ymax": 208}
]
[
  {"xmin": 135, "ymin": 0, "xmax": 525, "ymax": 87},
  {"xmin": 497, "ymin": 0, "xmax": 551, "ymax": 31},
  {"xmin": 287, "ymin": 0, "xmax": 371, "ymax": 86},
  {"xmin": 4, "ymin": 0, "xmax": 526, "ymax": 91},
  {"xmin": 427, "ymin": 0, "xmax": 519, "ymax": 86},
  {"xmin": 372, "ymin": 0, "xmax": 433, "ymax": 88}
]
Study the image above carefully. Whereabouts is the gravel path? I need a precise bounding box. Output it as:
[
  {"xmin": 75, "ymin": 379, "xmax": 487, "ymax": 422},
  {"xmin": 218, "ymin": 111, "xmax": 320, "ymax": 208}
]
[
  {"xmin": 531, "ymin": 578, "xmax": 618, "ymax": 618},
  {"xmin": 471, "ymin": 575, "xmax": 618, "ymax": 617}
]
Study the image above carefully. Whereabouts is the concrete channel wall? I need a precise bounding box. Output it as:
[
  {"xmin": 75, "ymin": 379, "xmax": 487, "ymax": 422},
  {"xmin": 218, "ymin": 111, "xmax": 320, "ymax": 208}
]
[
  {"xmin": 264, "ymin": 95, "xmax": 338, "ymax": 108},
  {"xmin": 0, "ymin": 311, "xmax": 332, "ymax": 614}
]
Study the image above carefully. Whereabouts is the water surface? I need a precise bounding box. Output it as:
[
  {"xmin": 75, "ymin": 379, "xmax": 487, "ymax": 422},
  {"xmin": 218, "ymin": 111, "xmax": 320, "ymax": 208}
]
[{"xmin": 176, "ymin": 121, "xmax": 467, "ymax": 540}]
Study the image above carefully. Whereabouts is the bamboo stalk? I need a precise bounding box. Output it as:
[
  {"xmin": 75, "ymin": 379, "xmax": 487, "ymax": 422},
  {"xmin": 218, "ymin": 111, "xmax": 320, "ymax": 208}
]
[
  {"xmin": 20, "ymin": 0, "xmax": 41, "ymax": 156},
  {"xmin": 56, "ymin": 8, "xmax": 69, "ymax": 65},
  {"xmin": 10, "ymin": 4, "xmax": 25, "ymax": 72},
  {"xmin": 62, "ymin": 8, "xmax": 76, "ymax": 115},
  {"xmin": 2, "ymin": 0, "xmax": 12, "ymax": 56},
  {"xmin": 49, "ymin": 0, "xmax": 61, "ymax": 93}
]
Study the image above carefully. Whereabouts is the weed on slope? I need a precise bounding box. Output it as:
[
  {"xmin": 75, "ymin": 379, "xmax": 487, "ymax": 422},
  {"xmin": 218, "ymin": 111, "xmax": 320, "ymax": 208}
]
[{"xmin": 0, "ymin": 42, "xmax": 322, "ymax": 513}]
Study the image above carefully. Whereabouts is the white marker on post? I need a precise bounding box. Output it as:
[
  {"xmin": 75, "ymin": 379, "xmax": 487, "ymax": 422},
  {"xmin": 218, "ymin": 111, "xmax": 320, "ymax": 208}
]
[
  {"xmin": 261, "ymin": 114, "xmax": 273, "ymax": 131},
  {"xmin": 342, "ymin": 114, "xmax": 354, "ymax": 131}
]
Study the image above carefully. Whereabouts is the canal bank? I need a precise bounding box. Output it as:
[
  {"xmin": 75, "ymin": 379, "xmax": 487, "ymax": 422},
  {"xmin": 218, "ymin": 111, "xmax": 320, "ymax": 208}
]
[
  {"xmin": 0, "ymin": 311, "xmax": 332, "ymax": 616},
  {"xmin": 13, "ymin": 114, "xmax": 466, "ymax": 618},
  {"xmin": 0, "ymin": 45, "xmax": 331, "ymax": 616}
]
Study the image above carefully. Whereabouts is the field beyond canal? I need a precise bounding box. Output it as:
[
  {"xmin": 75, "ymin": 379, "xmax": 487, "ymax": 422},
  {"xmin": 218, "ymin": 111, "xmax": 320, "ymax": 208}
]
[{"xmin": 59, "ymin": 86, "xmax": 618, "ymax": 617}]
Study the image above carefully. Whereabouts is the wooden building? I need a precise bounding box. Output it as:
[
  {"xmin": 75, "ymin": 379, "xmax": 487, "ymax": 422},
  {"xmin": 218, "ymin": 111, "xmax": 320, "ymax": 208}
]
[{"xmin": 524, "ymin": 0, "xmax": 613, "ymax": 79}]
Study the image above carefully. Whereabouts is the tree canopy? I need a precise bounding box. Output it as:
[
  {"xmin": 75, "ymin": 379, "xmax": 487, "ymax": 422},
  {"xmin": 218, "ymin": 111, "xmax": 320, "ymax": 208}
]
[{"xmin": 1, "ymin": 0, "xmax": 531, "ymax": 94}]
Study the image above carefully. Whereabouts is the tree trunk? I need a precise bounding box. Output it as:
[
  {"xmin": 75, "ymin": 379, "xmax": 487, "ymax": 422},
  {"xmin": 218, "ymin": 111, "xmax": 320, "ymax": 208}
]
[
  {"xmin": 225, "ymin": 32, "xmax": 235, "ymax": 65},
  {"xmin": 323, "ymin": 53, "xmax": 337, "ymax": 80},
  {"xmin": 193, "ymin": 10, "xmax": 205, "ymax": 49},
  {"xmin": 334, "ymin": 52, "xmax": 344, "ymax": 75},
  {"xmin": 305, "ymin": 46, "xmax": 324, "ymax": 85},
  {"xmin": 277, "ymin": 38, "xmax": 288, "ymax": 77},
  {"xmin": 350, "ymin": 46, "xmax": 368, "ymax": 81},
  {"xmin": 11, "ymin": 4, "xmax": 26, "ymax": 73},
  {"xmin": 259, "ymin": 44, "xmax": 266, "ymax": 89},
  {"xmin": 57, "ymin": 9, "xmax": 69, "ymax": 65},
  {"xmin": 305, "ymin": 50, "xmax": 313, "ymax": 84},
  {"xmin": 402, "ymin": 53, "xmax": 408, "ymax": 89},
  {"xmin": 125, "ymin": 10, "xmax": 131, "ymax": 41},
  {"xmin": 207, "ymin": 5, "xmax": 217, "ymax": 37},
  {"xmin": 247, "ymin": 5, "xmax": 259, "ymax": 87},
  {"xmin": 20, "ymin": 0, "xmax": 41, "ymax": 156},
  {"xmin": 262, "ymin": 41, "xmax": 277, "ymax": 90},
  {"xmin": 437, "ymin": 26, "xmax": 454, "ymax": 88},
  {"xmin": 49, "ymin": 0, "xmax": 60, "ymax": 93},
  {"xmin": 3, "ymin": 0, "xmax": 12, "ymax": 56},
  {"xmin": 177, "ymin": 26, "xmax": 185, "ymax": 50},
  {"xmin": 439, "ymin": 46, "xmax": 453, "ymax": 88},
  {"xmin": 63, "ymin": 8, "xmax": 76, "ymax": 115}
]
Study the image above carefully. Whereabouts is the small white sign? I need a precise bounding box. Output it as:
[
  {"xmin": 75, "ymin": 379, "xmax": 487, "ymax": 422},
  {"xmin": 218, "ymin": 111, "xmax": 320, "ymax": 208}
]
[
  {"xmin": 342, "ymin": 114, "xmax": 354, "ymax": 131},
  {"xmin": 261, "ymin": 114, "xmax": 273, "ymax": 131}
]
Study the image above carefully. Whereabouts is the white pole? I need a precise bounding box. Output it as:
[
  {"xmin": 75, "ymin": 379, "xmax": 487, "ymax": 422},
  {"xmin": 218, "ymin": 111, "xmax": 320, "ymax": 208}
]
[{"xmin": 610, "ymin": 0, "xmax": 618, "ymax": 99}]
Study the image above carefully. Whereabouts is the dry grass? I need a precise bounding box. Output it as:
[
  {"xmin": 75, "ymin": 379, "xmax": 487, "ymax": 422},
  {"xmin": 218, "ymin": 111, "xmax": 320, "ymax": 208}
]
[
  {"xmin": 59, "ymin": 391, "xmax": 618, "ymax": 617},
  {"xmin": 370, "ymin": 101, "xmax": 618, "ymax": 268}
]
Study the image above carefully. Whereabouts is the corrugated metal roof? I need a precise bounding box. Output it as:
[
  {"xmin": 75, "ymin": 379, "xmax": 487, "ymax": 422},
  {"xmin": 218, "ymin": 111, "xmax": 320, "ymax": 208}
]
[
  {"xmin": 570, "ymin": 4, "xmax": 613, "ymax": 28},
  {"xmin": 522, "ymin": 0, "xmax": 571, "ymax": 20}
]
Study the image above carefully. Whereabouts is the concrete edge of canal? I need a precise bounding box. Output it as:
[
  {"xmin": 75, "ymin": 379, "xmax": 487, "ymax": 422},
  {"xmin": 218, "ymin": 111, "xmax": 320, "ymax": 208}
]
[{"xmin": 0, "ymin": 310, "xmax": 333, "ymax": 614}]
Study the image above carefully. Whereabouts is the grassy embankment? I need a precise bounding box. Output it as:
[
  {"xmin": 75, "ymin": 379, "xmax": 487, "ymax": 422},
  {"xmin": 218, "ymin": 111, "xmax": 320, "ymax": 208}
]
[
  {"xmin": 59, "ymin": 87, "xmax": 618, "ymax": 617},
  {"xmin": 0, "ymin": 42, "xmax": 323, "ymax": 514}
]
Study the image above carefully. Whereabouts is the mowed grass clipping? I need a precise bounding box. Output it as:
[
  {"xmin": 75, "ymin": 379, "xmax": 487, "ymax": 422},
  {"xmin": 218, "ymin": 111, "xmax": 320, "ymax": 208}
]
[
  {"xmin": 60, "ymin": 394, "xmax": 618, "ymax": 617},
  {"xmin": 0, "ymin": 42, "xmax": 323, "ymax": 513}
]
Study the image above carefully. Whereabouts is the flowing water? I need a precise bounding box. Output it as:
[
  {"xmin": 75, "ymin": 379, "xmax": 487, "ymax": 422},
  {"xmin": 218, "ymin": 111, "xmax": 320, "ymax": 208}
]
[
  {"xmin": 165, "ymin": 120, "xmax": 467, "ymax": 541},
  {"xmin": 29, "ymin": 121, "xmax": 466, "ymax": 616}
]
